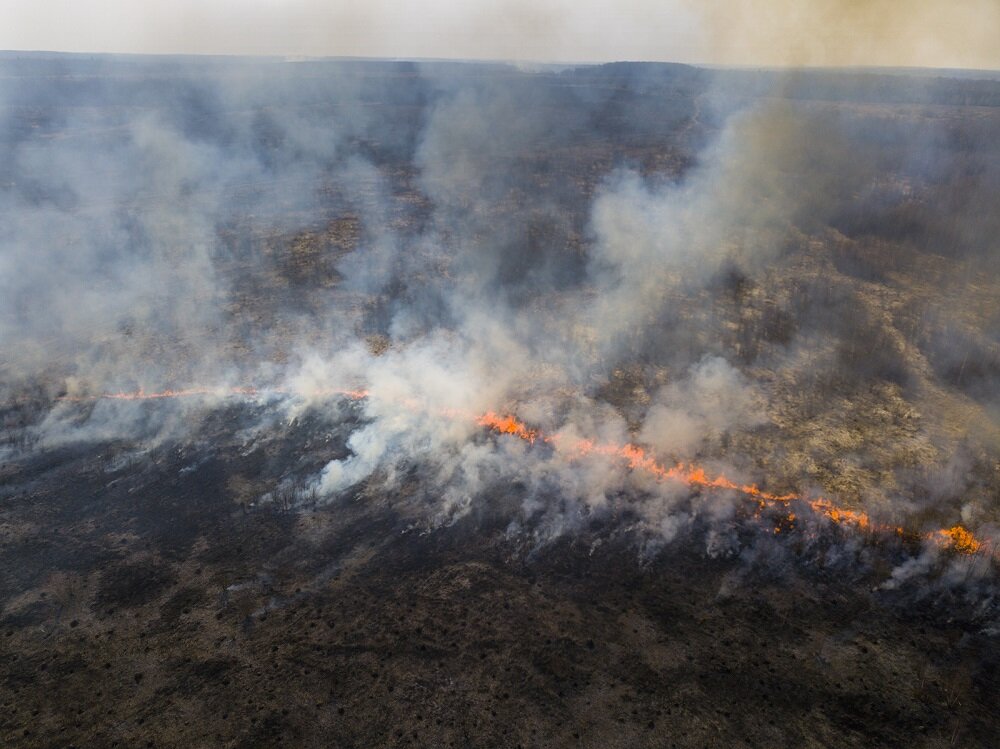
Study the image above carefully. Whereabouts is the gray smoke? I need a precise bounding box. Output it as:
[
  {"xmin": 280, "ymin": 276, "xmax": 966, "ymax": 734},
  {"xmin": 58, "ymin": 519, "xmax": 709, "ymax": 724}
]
[{"xmin": 2, "ymin": 56, "xmax": 998, "ymax": 587}]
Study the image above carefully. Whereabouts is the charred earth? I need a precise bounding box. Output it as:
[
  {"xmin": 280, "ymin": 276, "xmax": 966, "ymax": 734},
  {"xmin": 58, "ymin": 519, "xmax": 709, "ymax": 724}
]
[{"xmin": 1, "ymin": 54, "xmax": 1000, "ymax": 747}]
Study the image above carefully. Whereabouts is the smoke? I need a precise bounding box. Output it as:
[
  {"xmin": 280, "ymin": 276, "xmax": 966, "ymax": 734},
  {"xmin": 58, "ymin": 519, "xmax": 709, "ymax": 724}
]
[
  {"xmin": 1, "ymin": 55, "xmax": 998, "ymax": 586},
  {"xmin": 294, "ymin": 92, "xmax": 852, "ymax": 545},
  {"xmin": 5, "ymin": 2, "xmax": 999, "ymax": 70},
  {"xmin": 0, "ymin": 59, "xmax": 367, "ymax": 396},
  {"xmin": 639, "ymin": 356, "xmax": 765, "ymax": 456},
  {"xmin": 696, "ymin": 0, "xmax": 1000, "ymax": 70}
]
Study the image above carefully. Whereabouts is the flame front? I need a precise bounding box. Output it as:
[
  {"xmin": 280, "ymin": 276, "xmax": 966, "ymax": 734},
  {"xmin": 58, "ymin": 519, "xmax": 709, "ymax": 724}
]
[
  {"xmin": 55, "ymin": 387, "xmax": 987, "ymax": 556},
  {"xmin": 934, "ymin": 525, "xmax": 982, "ymax": 554},
  {"xmin": 477, "ymin": 411, "xmax": 986, "ymax": 556},
  {"xmin": 477, "ymin": 412, "xmax": 540, "ymax": 443}
]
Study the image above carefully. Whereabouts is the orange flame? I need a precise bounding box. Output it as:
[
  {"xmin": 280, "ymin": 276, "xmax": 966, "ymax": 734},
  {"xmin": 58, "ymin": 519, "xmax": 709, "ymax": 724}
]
[
  {"xmin": 477, "ymin": 411, "xmax": 540, "ymax": 443},
  {"xmin": 52, "ymin": 387, "xmax": 988, "ymax": 557},
  {"xmin": 933, "ymin": 525, "xmax": 982, "ymax": 554},
  {"xmin": 477, "ymin": 411, "xmax": 988, "ymax": 557}
]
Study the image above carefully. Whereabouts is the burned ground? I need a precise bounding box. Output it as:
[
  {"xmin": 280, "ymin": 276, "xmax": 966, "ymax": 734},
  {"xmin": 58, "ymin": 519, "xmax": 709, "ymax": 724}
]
[
  {"xmin": 1, "ymin": 55, "xmax": 1000, "ymax": 747},
  {"xmin": 1, "ymin": 408, "xmax": 998, "ymax": 749}
]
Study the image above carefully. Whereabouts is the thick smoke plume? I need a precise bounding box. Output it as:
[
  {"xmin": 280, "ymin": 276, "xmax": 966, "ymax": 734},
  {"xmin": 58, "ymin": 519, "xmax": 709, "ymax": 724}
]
[
  {"xmin": 2, "ymin": 55, "xmax": 998, "ymax": 587},
  {"xmin": 696, "ymin": 0, "xmax": 1000, "ymax": 69}
]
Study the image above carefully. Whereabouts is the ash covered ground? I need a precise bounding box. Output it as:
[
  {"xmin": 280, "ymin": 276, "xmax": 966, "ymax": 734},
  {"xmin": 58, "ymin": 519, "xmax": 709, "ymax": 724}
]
[{"xmin": 1, "ymin": 54, "xmax": 1000, "ymax": 747}]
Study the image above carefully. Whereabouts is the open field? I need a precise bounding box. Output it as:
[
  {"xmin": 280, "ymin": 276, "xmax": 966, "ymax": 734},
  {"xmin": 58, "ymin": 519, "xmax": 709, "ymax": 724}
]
[{"xmin": 1, "ymin": 54, "xmax": 999, "ymax": 747}]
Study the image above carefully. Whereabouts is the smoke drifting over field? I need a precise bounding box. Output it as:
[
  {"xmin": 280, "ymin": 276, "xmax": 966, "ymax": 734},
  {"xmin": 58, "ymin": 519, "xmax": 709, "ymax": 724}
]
[
  {"xmin": 6, "ymin": 1, "xmax": 1000, "ymax": 70},
  {"xmin": 2, "ymin": 55, "xmax": 999, "ymax": 589},
  {"xmin": 697, "ymin": 0, "xmax": 1000, "ymax": 69}
]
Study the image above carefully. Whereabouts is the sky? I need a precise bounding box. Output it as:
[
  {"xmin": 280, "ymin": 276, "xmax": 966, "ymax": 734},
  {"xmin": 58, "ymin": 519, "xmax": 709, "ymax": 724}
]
[{"xmin": 2, "ymin": 0, "xmax": 999, "ymax": 70}]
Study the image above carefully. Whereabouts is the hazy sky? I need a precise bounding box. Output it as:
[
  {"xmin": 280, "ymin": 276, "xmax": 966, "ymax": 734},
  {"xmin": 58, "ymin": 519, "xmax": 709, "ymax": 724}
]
[{"xmin": 2, "ymin": 0, "xmax": 999, "ymax": 70}]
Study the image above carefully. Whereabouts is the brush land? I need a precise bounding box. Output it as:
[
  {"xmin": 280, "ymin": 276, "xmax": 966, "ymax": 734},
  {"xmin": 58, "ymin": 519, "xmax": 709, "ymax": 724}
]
[{"xmin": 1, "ymin": 55, "xmax": 999, "ymax": 748}]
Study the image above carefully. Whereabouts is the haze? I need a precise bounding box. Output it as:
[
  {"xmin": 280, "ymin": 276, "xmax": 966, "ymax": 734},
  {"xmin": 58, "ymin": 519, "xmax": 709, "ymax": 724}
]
[{"xmin": 3, "ymin": 0, "xmax": 999, "ymax": 70}]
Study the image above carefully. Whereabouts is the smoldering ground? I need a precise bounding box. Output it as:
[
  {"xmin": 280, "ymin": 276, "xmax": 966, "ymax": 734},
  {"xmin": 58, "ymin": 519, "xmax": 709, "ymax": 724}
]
[{"xmin": 2, "ymin": 54, "xmax": 999, "ymax": 602}]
